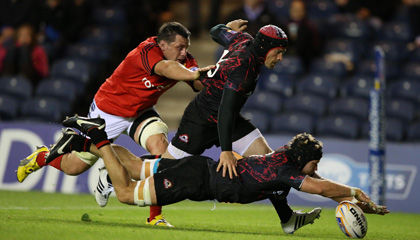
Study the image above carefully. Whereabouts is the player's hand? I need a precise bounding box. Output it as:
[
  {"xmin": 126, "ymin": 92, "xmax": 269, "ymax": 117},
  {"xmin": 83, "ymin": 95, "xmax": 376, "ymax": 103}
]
[
  {"xmin": 353, "ymin": 188, "xmax": 389, "ymax": 215},
  {"xmin": 226, "ymin": 19, "xmax": 248, "ymax": 32},
  {"xmin": 217, "ymin": 151, "xmax": 238, "ymax": 179},
  {"xmin": 356, "ymin": 201, "xmax": 390, "ymax": 215},
  {"xmin": 194, "ymin": 65, "xmax": 216, "ymax": 79},
  {"xmin": 353, "ymin": 188, "xmax": 371, "ymax": 203}
]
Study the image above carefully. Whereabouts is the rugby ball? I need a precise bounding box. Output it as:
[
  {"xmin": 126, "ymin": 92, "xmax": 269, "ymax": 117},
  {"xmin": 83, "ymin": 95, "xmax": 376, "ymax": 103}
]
[{"xmin": 335, "ymin": 201, "xmax": 368, "ymax": 238}]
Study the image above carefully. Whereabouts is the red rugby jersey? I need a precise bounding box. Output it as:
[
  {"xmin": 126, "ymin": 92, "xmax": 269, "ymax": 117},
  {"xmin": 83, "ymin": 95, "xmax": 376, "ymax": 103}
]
[{"xmin": 94, "ymin": 36, "xmax": 198, "ymax": 117}]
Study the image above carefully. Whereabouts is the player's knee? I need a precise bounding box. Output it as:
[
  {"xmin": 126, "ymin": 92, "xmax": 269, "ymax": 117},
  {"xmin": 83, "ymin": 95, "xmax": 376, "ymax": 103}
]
[
  {"xmin": 61, "ymin": 153, "xmax": 94, "ymax": 175},
  {"xmin": 145, "ymin": 134, "xmax": 168, "ymax": 155},
  {"xmin": 115, "ymin": 188, "xmax": 133, "ymax": 204},
  {"xmin": 134, "ymin": 117, "xmax": 168, "ymax": 152}
]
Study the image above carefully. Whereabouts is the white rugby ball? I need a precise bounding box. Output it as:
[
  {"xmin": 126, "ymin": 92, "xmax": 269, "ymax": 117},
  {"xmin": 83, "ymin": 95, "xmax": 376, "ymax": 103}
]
[{"xmin": 335, "ymin": 201, "xmax": 368, "ymax": 238}]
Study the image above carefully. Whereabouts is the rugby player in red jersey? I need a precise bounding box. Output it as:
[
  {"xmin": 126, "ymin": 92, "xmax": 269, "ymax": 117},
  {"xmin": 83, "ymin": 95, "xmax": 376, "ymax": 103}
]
[{"xmin": 17, "ymin": 22, "xmax": 213, "ymax": 227}]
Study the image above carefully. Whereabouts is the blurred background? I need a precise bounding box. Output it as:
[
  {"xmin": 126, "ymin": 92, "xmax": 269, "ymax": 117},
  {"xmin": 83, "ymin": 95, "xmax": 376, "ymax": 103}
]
[{"xmin": 0, "ymin": 0, "xmax": 419, "ymax": 141}]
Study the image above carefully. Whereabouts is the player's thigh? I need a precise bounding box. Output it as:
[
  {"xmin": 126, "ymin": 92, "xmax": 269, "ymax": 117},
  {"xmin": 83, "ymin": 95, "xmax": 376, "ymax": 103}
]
[
  {"xmin": 128, "ymin": 108, "xmax": 169, "ymax": 153},
  {"xmin": 89, "ymin": 101, "xmax": 132, "ymax": 139},
  {"xmin": 232, "ymin": 115, "xmax": 272, "ymax": 156},
  {"xmin": 60, "ymin": 152, "xmax": 93, "ymax": 175},
  {"xmin": 170, "ymin": 119, "xmax": 217, "ymax": 156}
]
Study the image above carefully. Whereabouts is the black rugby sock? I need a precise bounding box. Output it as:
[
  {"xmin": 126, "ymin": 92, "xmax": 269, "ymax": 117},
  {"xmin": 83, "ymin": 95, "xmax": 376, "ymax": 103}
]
[{"xmin": 86, "ymin": 128, "xmax": 110, "ymax": 149}]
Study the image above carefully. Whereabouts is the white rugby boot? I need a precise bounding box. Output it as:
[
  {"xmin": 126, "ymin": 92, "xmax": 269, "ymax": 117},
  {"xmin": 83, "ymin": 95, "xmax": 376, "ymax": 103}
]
[
  {"xmin": 94, "ymin": 166, "xmax": 114, "ymax": 207},
  {"xmin": 281, "ymin": 207, "xmax": 322, "ymax": 234}
]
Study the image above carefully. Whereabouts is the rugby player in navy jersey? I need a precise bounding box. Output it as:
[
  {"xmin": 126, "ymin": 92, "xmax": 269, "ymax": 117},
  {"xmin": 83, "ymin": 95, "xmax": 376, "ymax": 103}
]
[
  {"xmin": 161, "ymin": 19, "xmax": 323, "ymax": 233},
  {"xmin": 59, "ymin": 115, "xmax": 389, "ymax": 234}
]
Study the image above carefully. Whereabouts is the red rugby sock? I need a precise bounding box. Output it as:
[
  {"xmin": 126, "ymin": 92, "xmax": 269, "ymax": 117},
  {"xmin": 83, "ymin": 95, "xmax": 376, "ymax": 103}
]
[
  {"xmin": 35, "ymin": 151, "xmax": 48, "ymax": 167},
  {"xmin": 149, "ymin": 205, "xmax": 162, "ymax": 220},
  {"xmin": 47, "ymin": 155, "xmax": 63, "ymax": 171}
]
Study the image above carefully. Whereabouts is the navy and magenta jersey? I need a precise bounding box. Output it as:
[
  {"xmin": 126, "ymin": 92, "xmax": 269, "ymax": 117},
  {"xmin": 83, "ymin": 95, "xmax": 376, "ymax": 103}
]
[
  {"xmin": 194, "ymin": 25, "xmax": 265, "ymax": 123},
  {"xmin": 209, "ymin": 148, "xmax": 306, "ymax": 204}
]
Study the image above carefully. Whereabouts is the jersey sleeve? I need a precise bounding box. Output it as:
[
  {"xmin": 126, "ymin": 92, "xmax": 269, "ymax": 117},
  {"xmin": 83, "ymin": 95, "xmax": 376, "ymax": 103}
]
[
  {"xmin": 140, "ymin": 44, "xmax": 164, "ymax": 75},
  {"xmin": 280, "ymin": 168, "xmax": 306, "ymax": 190},
  {"xmin": 210, "ymin": 24, "xmax": 241, "ymax": 48}
]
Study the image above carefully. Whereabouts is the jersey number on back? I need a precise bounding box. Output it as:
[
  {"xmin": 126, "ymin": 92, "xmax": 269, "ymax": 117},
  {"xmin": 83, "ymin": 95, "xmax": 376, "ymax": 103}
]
[{"xmin": 207, "ymin": 50, "xmax": 229, "ymax": 78}]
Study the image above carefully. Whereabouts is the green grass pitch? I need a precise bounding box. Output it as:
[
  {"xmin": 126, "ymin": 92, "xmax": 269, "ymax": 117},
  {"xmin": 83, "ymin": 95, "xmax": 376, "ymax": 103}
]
[{"xmin": 1, "ymin": 190, "xmax": 419, "ymax": 240}]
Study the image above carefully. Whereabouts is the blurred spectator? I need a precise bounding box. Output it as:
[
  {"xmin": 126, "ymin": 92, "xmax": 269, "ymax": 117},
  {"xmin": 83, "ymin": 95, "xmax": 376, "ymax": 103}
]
[
  {"xmin": 334, "ymin": 0, "xmax": 400, "ymax": 22},
  {"xmin": 124, "ymin": 0, "xmax": 173, "ymax": 50},
  {"xmin": 61, "ymin": 0, "xmax": 92, "ymax": 43},
  {"xmin": 0, "ymin": 26, "xmax": 15, "ymax": 71},
  {"xmin": 189, "ymin": 0, "xmax": 222, "ymax": 36},
  {"xmin": 1, "ymin": 24, "xmax": 49, "ymax": 85},
  {"xmin": 402, "ymin": 0, "xmax": 420, "ymax": 48},
  {"xmin": 284, "ymin": 0, "xmax": 322, "ymax": 72},
  {"xmin": 39, "ymin": 0, "xmax": 65, "ymax": 60},
  {"xmin": 225, "ymin": 0, "xmax": 278, "ymax": 36},
  {"xmin": 0, "ymin": 0, "xmax": 42, "ymax": 30}
]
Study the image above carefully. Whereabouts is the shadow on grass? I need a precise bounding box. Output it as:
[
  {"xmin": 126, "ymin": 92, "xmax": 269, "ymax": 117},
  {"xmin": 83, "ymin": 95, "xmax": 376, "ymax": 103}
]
[
  {"xmin": 18, "ymin": 215, "xmax": 339, "ymax": 239},
  {"xmin": 37, "ymin": 217, "xmax": 284, "ymax": 236}
]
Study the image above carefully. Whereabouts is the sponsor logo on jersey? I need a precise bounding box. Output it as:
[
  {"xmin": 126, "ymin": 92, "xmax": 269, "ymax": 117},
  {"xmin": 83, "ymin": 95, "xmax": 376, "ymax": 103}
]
[
  {"xmin": 179, "ymin": 134, "xmax": 189, "ymax": 143},
  {"xmin": 163, "ymin": 179, "xmax": 173, "ymax": 189}
]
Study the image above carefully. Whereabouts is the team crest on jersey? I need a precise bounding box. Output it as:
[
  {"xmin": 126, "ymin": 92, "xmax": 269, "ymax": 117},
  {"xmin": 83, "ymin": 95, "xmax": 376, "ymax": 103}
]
[
  {"xmin": 179, "ymin": 134, "xmax": 189, "ymax": 143},
  {"xmin": 163, "ymin": 179, "xmax": 173, "ymax": 189}
]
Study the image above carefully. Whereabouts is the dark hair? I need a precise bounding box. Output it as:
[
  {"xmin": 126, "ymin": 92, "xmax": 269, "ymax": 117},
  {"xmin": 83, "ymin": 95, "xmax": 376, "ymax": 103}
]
[
  {"xmin": 157, "ymin": 22, "xmax": 190, "ymax": 43},
  {"xmin": 286, "ymin": 133, "xmax": 323, "ymax": 169}
]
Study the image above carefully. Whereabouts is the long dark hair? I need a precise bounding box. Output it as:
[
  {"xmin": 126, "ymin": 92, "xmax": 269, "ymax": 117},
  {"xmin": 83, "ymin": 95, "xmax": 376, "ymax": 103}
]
[{"xmin": 285, "ymin": 133, "xmax": 323, "ymax": 169}]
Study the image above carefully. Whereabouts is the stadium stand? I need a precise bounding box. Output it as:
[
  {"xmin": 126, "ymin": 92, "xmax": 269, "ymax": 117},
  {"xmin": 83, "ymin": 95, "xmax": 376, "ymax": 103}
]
[
  {"xmin": 270, "ymin": 55, "xmax": 304, "ymax": 78},
  {"xmin": 259, "ymin": 71, "xmax": 294, "ymax": 98},
  {"xmin": 386, "ymin": 98, "xmax": 415, "ymax": 124},
  {"xmin": 0, "ymin": 76, "xmax": 33, "ymax": 101},
  {"xmin": 35, "ymin": 79, "xmax": 77, "ymax": 104},
  {"xmin": 361, "ymin": 118, "xmax": 405, "ymax": 142},
  {"xmin": 241, "ymin": 109, "xmax": 270, "ymax": 133},
  {"xmin": 244, "ymin": 91, "xmax": 283, "ymax": 114},
  {"xmin": 402, "ymin": 62, "xmax": 420, "ymax": 80},
  {"xmin": 340, "ymin": 75, "xmax": 374, "ymax": 100},
  {"xmin": 316, "ymin": 115, "xmax": 360, "ymax": 139},
  {"xmin": 0, "ymin": 94, "xmax": 19, "ymax": 120},
  {"xmin": 328, "ymin": 97, "xmax": 369, "ymax": 122},
  {"xmin": 309, "ymin": 58, "xmax": 347, "ymax": 78},
  {"xmin": 379, "ymin": 21, "xmax": 412, "ymax": 42},
  {"xmin": 20, "ymin": 97, "xmax": 63, "ymax": 122},
  {"xmin": 407, "ymin": 122, "xmax": 420, "ymax": 141},
  {"xmin": 283, "ymin": 94, "xmax": 327, "ymax": 117},
  {"xmin": 388, "ymin": 80, "xmax": 420, "ymax": 105},
  {"xmin": 271, "ymin": 112, "xmax": 315, "ymax": 134},
  {"xmin": 50, "ymin": 58, "xmax": 91, "ymax": 87},
  {"xmin": 296, "ymin": 73, "xmax": 338, "ymax": 100}
]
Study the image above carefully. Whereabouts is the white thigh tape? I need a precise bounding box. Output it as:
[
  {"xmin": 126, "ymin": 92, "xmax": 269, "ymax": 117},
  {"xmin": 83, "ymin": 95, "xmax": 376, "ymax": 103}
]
[
  {"xmin": 139, "ymin": 117, "xmax": 168, "ymax": 149},
  {"xmin": 143, "ymin": 177, "xmax": 152, "ymax": 205},
  {"xmin": 167, "ymin": 142, "xmax": 193, "ymax": 159},
  {"xmin": 74, "ymin": 151, "xmax": 99, "ymax": 166},
  {"xmin": 133, "ymin": 178, "xmax": 152, "ymax": 207},
  {"xmin": 232, "ymin": 128, "xmax": 263, "ymax": 156},
  {"xmin": 140, "ymin": 159, "xmax": 160, "ymax": 180}
]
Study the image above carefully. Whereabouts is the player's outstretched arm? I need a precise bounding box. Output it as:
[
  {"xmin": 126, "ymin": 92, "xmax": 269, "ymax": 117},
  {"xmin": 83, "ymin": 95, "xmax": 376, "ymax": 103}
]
[
  {"xmin": 154, "ymin": 60, "xmax": 214, "ymax": 81},
  {"xmin": 300, "ymin": 176, "xmax": 389, "ymax": 215}
]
